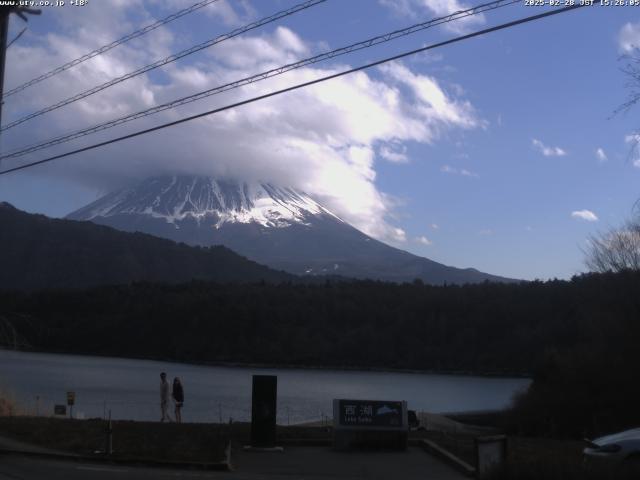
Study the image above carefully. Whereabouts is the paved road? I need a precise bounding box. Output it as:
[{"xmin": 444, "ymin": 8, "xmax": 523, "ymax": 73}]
[
  {"xmin": 0, "ymin": 447, "xmax": 467, "ymax": 480},
  {"xmin": 234, "ymin": 446, "xmax": 467, "ymax": 479},
  {"xmin": 0, "ymin": 455, "xmax": 222, "ymax": 480},
  {"xmin": 0, "ymin": 435, "xmax": 73, "ymax": 456}
]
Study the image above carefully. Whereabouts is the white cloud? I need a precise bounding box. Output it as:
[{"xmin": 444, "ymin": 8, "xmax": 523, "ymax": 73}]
[
  {"xmin": 416, "ymin": 235, "xmax": 433, "ymax": 245},
  {"xmin": 571, "ymin": 210, "xmax": 598, "ymax": 222},
  {"xmin": 625, "ymin": 134, "xmax": 640, "ymax": 168},
  {"xmin": 379, "ymin": 0, "xmax": 486, "ymax": 34},
  {"xmin": 440, "ymin": 165, "xmax": 478, "ymax": 177},
  {"xmin": 625, "ymin": 133, "xmax": 640, "ymax": 144},
  {"xmin": 430, "ymin": 223, "xmax": 439, "ymax": 230},
  {"xmin": 412, "ymin": 51, "xmax": 444, "ymax": 65},
  {"xmin": 379, "ymin": 144, "xmax": 409, "ymax": 163},
  {"xmin": 532, "ymin": 139, "xmax": 567, "ymax": 157},
  {"xmin": 205, "ymin": 26, "xmax": 309, "ymax": 69},
  {"xmin": 478, "ymin": 229, "xmax": 493, "ymax": 236},
  {"xmin": 596, "ymin": 148, "xmax": 608, "ymax": 163},
  {"xmin": 379, "ymin": 62, "xmax": 480, "ymax": 131},
  {"xmin": 392, "ymin": 228, "xmax": 408, "ymax": 243},
  {"xmin": 618, "ymin": 22, "xmax": 640, "ymax": 53},
  {"xmin": 2, "ymin": 3, "xmax": 482, "ymax": 245},
  {"xmin": 149, "ymin": 0, "xmax": 257, "ymax": 26}
]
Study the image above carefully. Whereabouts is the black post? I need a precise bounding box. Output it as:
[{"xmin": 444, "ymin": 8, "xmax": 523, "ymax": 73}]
[
  {"xmin": 250, "ymin": 375, "xmax": 277, "ymax": 447},
  {"xmin": 106, "ymin": 410, "xmax": 113, "ymax": 455},
  {"xmin": 0, "ymin": 7, "xmax": 11, "ymax": 130}
]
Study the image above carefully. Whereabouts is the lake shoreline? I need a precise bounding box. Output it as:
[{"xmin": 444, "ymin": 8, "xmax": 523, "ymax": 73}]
[
  {"xmin": 0, "ymin": 348, "xmax": 530, "ymax": 423},
  {"xmin": 0, "ymin": 347, "xmax": 531, "ymax": 380}
]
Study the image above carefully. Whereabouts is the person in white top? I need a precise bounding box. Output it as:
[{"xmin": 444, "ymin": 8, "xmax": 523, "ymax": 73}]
[{"xmin": 160, "ymin": 372, "xmax": 173, "ymax": 422}]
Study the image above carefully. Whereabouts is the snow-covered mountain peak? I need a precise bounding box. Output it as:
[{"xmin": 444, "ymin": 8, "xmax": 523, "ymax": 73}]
[
  {"xmin": 66, "ymin": 175, "xmax": 516, "ymax": 285},
  {"xmin": 68, "ymin": 176, "xmax": 342, "ymax": 229}
]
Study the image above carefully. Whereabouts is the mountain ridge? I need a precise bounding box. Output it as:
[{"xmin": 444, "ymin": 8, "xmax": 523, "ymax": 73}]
[
  {"xmin": 0, "ymin": 202, "xmax": 294, "ymax": 291},
  {"xmin": 68, "ymin": 175, "xmax": 519, "ymax": 285}
]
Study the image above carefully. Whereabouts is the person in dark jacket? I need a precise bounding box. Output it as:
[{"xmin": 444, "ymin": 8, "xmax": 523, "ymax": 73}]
[{"xmin": 172, "ymin": 377, "xmax": 184, "ymax": 423}]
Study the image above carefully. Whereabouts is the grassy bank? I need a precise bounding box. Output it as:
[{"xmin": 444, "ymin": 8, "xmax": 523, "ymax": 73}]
[
  {"xmin": 0, "ymin": 416, "xmax": 229, "ymax": 463},
  {"xmin": 423, "ymin": 429, "xmax": 593, "ymax": 480},
  {"xmin": 0, "ymin": 390, "xmax": 19, "ymax": 416},
  {"xmin": 427, "ymin": 412, "xmax": 640, "ymax": 480},
  {"xmin": 1, "ymin": 414, "xmax": 630, "ymax": 478},
  {"xmin": 0, "ymin": 416, "xmax": 336, "ymax": 461}
]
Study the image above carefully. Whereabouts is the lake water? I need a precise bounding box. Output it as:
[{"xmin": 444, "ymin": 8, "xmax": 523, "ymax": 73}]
[{"xmin": 0, "ymin": 349, "xmax": 530, "ymax": 424}]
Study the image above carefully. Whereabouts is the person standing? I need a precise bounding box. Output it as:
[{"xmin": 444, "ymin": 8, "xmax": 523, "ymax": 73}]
[
  {"xmin": 160, "ymin": 372, "xmax": 172, "ymax": 422},
  {"xmin": 172, "ymin": 377, "xmax": 184, "ymax": 424}
]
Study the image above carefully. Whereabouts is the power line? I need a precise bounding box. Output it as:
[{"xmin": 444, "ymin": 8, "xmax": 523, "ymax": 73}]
[
  {"xmin": 0, "ymin": 0, "xmax": 327, "ymax": 133},
  {"xmin": 2, "ymin": 0, "xmax": 222, "ymax": 99},
  {"xmin": 0, "ymin": 0, "xmax": 518, "ymax": 162},
  {"xmin": 1, "ymin": 0, "xmax": 511, "ymax": 160},
  {"xmin": 6, "ymin": 27, "xmax": 27, "ymax": 49},
  {"xmin": 0, "ymin": 4, "xmax": 587, "ymax": 177}
]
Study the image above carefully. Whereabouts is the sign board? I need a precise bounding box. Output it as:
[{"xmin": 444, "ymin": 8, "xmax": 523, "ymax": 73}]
[
  {"xmin": 333, "ymin": 399, "xmax": 407, "ymax": 430},
  {"xmin": 67, "ymin": 391, "xmax": 75, "ymax": 406},
  {"xmin": 250, "ymin": 375, "xmax": 277, "ymax": 447},
  {"xmin": 333, "ymin": 399, "xmax": 408, "ymax": 451},
  {"xmin": 54, "ymin": 404, "xmax": 67, "ymax": 415},
  {"xmin": 476, "ymin": 435, "xmax": 507, "ymax": 479}
]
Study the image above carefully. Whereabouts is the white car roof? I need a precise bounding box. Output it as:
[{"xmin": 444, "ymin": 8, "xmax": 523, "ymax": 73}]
[{"xmin": 593, "ymin": 428, "xmax": 640, "ymax": 446}]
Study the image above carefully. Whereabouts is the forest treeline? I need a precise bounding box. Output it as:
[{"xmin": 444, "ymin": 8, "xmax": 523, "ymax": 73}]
[{"xmin": 1, "ymin": 271, "xmax": 639, "ymax": 437}]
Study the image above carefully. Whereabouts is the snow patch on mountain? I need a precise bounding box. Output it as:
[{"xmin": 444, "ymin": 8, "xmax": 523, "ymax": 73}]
[{"xmin": 70, "ymin": 176, "xmax": 342, "ymax": 229}]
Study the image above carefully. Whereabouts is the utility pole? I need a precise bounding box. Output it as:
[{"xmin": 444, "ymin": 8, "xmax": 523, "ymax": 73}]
[
  {"xmin": 0, "ymin": 6, "xmax": 11, "ymax": 129},
  {"xmin": 0, "ymin": 5, "xmax": 40, "ymax": 134},
  {"xmin": 0, "ymin": 5, "xmax": 40, "ymax": 171}
]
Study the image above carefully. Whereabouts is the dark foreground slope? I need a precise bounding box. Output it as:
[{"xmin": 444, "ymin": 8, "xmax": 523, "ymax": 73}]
[{"xmin": 0, "ymin": 202, "xmax": 292, "ymax": 290}]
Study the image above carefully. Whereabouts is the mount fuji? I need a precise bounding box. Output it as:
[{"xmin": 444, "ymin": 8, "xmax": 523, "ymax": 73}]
[{"xmin": 67, "ymin": 175, "xmax": 515, "ymax": 284}]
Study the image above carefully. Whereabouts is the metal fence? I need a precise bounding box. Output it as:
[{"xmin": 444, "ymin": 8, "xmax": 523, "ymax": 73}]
[{"xmin": 6, "ymin": 393, "xmax": 334, "ymax": 426}]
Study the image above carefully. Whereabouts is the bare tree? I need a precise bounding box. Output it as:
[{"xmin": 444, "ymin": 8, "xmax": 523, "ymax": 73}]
[
  {"xmin": 616, "ymin": 48, "xmax": 640, "ymax": 161},
  {"xmin": 587, "ymin": 49, "xmax": 640, "ymax": 272},
  {"xmin": 617, "ymin": 47, "xmax": 640, "ymax": 114},
  {"xmin": 585, "ymin": 215, "xmax": 640, "ymax": 273}
]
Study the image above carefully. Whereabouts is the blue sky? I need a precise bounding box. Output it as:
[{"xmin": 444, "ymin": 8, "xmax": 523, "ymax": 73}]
[{"xmin": 0, "ymin": 0, "xmax": 638, "ymax": 280}]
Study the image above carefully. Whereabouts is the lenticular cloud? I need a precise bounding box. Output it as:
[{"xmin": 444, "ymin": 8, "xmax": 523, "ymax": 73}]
[{"xmin": 3, "ymin": 3, "xmax": 481, "ymax": 243}]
